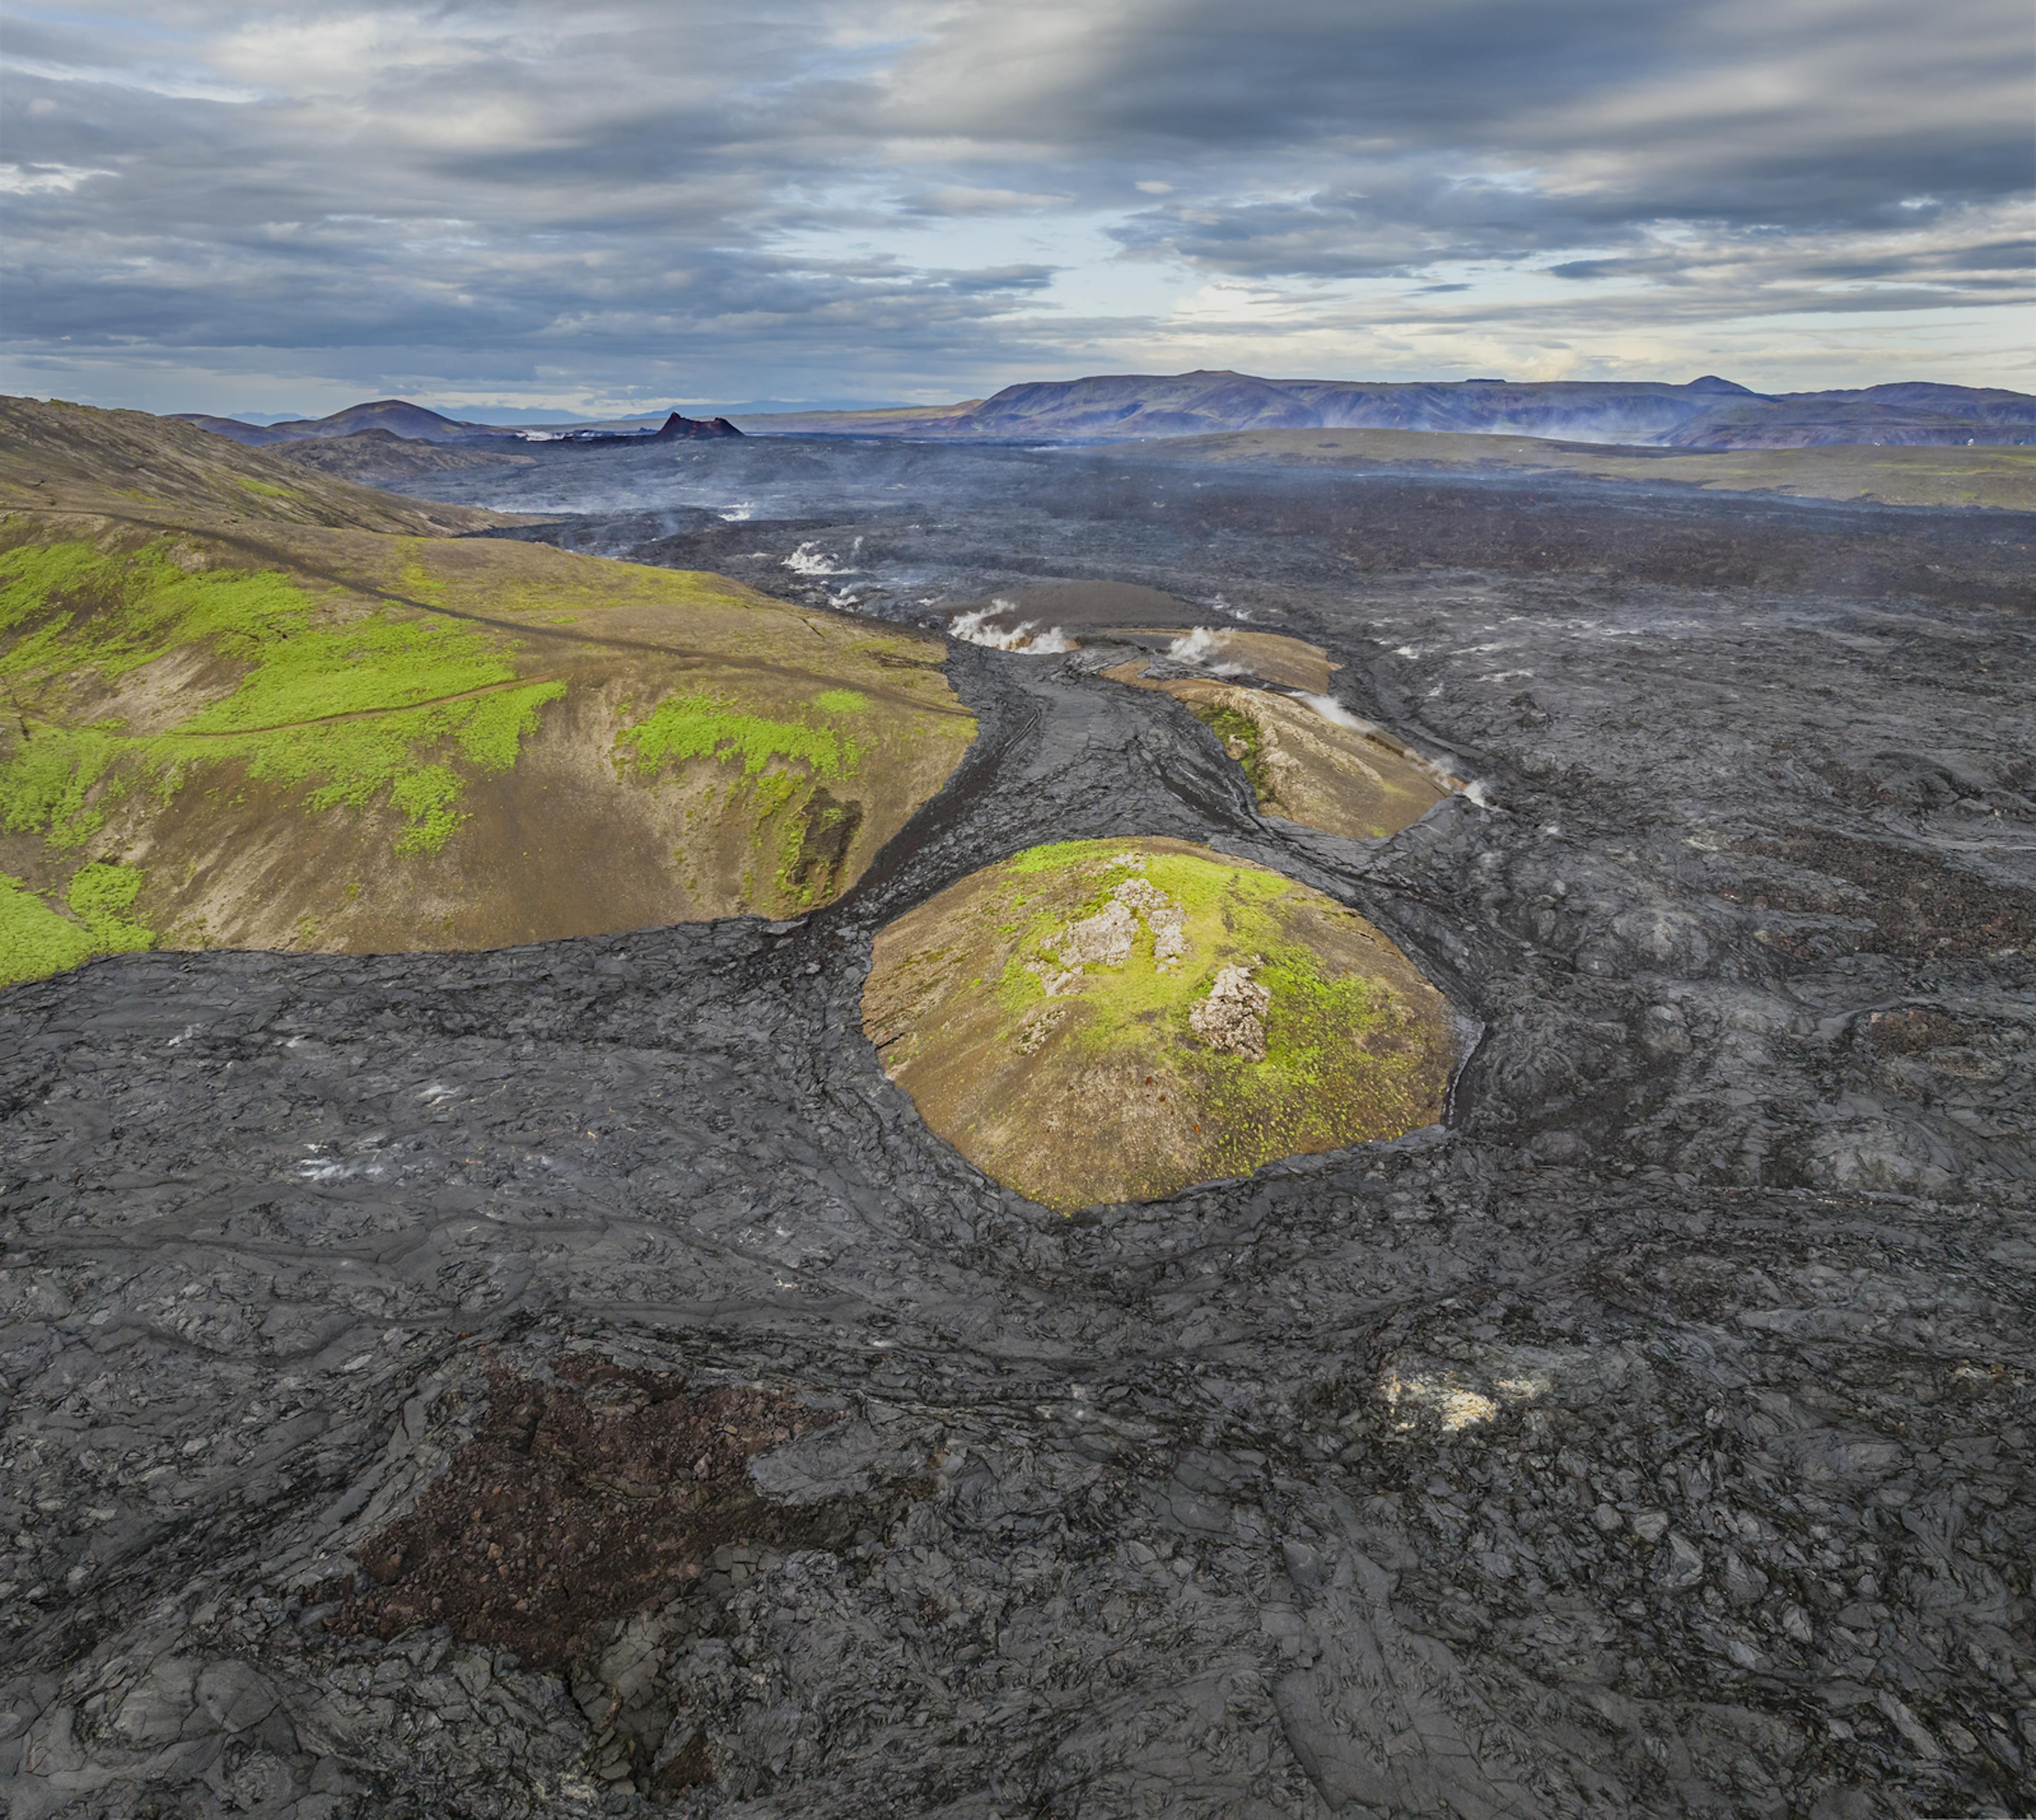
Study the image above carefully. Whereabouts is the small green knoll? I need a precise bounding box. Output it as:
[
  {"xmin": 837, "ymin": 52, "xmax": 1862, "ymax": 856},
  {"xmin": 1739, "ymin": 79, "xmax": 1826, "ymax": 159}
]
[{"xmin": 864, "ymin": 836, "xmax": 1455, "ymax": 1210}]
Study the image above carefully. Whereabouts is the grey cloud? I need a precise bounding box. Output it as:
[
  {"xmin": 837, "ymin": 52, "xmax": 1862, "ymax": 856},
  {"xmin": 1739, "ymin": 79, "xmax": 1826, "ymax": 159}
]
[
  {"xmin": 898, "ymin": 188, "xmax": 1075, "ymax": 217},
  {"xmin": 1, "ymin": 0, "xmax": 2029, "ymax": 406},
  {"xmin": 1110, "ymin": 166, "xmax": 1647, "ymax": 278},
  {"xmin": 876, "ymin": 0, "xmax": 2027, "ymax": 214}
]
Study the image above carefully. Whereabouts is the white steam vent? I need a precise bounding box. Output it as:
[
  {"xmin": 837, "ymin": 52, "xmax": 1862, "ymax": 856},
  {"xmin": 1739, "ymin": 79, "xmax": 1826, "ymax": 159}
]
[
  {"xmin": 949, "ymin": 604, "xmax": 1075, "ymax": 654},
  {"xmin": 1289, "ymin": 692, "xmax": 1478, "ymax": 802},
  {"xmin": 1290, "ymin": 689, "xmax": 1365, "ymax": 730},
  {"xmin": 1163, "ymin": 627, "xmax": 1247, "ymax": 675},
  {"xmin": 783, "ymin": 541, "xmax": 851, "ymax": 577}
]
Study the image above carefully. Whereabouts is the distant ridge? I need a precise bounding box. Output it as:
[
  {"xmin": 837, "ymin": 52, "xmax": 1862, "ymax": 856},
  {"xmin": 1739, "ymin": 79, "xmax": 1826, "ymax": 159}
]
[
  {"xmin": 171, "ymin": 399, "xmax": 752, "ymax": 451},
  {"xmin": 168, "ymin": 374, "xmax": 2036, "ymax": 453},
  {"xmin": 734, "ymin": 370, "xmax": 2036, "ymax": 450},
  {"xmin": 170, "ymin": 399, "xmax": 513, "ymax": 447}
]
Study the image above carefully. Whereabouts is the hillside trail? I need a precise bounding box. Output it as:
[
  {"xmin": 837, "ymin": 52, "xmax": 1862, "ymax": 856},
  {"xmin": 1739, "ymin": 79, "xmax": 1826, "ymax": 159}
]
[{"xmin": 40, "ymin": 505, "xmax": 975, "ymax": 723}]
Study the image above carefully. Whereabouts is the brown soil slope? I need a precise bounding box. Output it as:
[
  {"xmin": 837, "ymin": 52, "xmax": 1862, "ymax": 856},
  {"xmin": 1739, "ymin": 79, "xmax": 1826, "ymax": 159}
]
[
  {"xmin": 1099, "ymin": 627, "xmax": 1453, "ymax": 840},
  {"xmin": 0, "ymin": 394, "xmax": 503, "ymax": 535},
  {"xmin": 0, "ymin": 399, "xmax": 975, "ymax": 984}
]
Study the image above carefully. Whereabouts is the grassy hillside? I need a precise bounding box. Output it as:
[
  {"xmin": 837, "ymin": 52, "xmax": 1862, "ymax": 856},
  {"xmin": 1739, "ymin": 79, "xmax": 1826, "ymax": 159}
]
[
  {"xmin": 863, "ymin": 838, "xmax": 1454, "ymax": 1210},
  {"xmin": 0, "ymin": 398, "xmax": 975, "ymax": 986},
  {"xmin": 1124, "ymin": 426, "xmax": 2036, "ymax": 510},
  {"xmin": 0, "ymin": 395, "xmax": 504, "ymax": 535}
]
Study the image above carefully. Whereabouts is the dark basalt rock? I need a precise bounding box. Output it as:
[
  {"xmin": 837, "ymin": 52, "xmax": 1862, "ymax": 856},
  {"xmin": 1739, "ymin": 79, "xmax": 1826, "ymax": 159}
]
[
  {"xmin": 1, "ymin": 439, "xmax": 2032, "ymax": 1817},
  {"xmin": 551, "ymin": 410, "xmax": 744, "ymax": 447}
]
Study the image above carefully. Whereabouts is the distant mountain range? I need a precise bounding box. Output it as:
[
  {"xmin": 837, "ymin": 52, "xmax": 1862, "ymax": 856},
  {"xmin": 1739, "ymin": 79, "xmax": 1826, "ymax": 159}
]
[
  {"xmin": 741, "ymin": 371, "xmax": 2036, "ymax": 449},
  {"xmin": 170, "ymin": 399, "xmax": 509, "ymax": 445},
  {"xmin": 168, "ymin": 399, "xmax": 736, "ymax": 447},
  {"xmin": 169, "ymin": 373, "xmax": 2036, "ymax": 453}
]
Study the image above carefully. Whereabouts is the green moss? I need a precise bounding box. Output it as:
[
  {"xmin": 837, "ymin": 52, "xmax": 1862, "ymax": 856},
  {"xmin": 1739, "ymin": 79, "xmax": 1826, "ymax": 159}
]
[
  {"xmin": 0, "ymin": 873, "xmax": 94, "ymax": 986},
  {"xmin": 0, "ymin": 862, "xmax": 154, "ymax": 989},
  {"xmin": 451, "ymin": 681, "xmax": 567, "ymax": 771},
  {"xmin": 388, "ymin": 766, "xmax": 463, "ymax": 855},
  {"xmin": 1, "ymin": 724, "xmax": 124, "ymax": 847},
  {"xmin": 994, "ymin": 841, "xmax": 1425, "ymax": 1181},
  {"xmin": 0, "ymin": 537, "xmax": 565, "ymax": 856},
  {"xmin": 1187, "ymin": 701, "xmax": 1276, "ymax": 801},
  {"xmin": 772, "ymin": 789, "xmax": 863, "ymax": 910},
  {"xmin": 815, "ymin": 688, "xmax": 868, "ymax": 714},
  {"xmin": 617, "ymin": 692, "xmax": 859, "ymax": 782},
  {"xmin": 179, "ymin": 617, "xmax": 514, "ymax": 732},
  {"xmin": 398, "ymin": 561, "xmax": 447, "ymax": 603},
  {"xmin": 215, "ymin": 677, "xmax": 564, "ymax": 852},
  {"xmin": 66, "ymin": 861, "xmax": 153, "ymax": 952},
  {"xmin": 0, "ymin": 541, "xmax": 102, "ymax": 633},
  {"xmin": 1007, "ymin": 838, "xmax": 1120, "ymax": 876},
  {"xmin": 0, "ymin": 546, "xmax": 314, "ymax": 685},
  {"xmin": 236, "ymin": 477, "xmax": 295, "ymax": 501}
]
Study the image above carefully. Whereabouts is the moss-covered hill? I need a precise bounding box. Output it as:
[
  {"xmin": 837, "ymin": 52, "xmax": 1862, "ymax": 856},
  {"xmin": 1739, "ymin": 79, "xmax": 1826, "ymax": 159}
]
[
  {"xmin": 0, "ymin": 398, "xmax": 975, "ymax": 986},
  {"xmin": 1100, "ymin": 628, "xmax": 1451, "ymax": 841},
  {"xmin": 863, "ymin": 837, "xmax": 1454, "ymax": 1210},
  {"xmin": 0, "ymin": 395, "xmax": 499, "ymax": 536}
]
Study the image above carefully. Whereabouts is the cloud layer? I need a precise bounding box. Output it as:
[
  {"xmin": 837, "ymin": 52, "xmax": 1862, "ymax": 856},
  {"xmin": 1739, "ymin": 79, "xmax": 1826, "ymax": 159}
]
[{"xmin": 3, "ymin": 0, "xmax": 2029, "ymax": 413}]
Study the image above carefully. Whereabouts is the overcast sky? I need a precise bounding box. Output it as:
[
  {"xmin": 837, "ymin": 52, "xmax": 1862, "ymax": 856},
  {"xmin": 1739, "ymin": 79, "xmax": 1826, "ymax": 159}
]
[{"xmin": 3, "ymin": 0, "xmax": 2031, "ymax": 416}]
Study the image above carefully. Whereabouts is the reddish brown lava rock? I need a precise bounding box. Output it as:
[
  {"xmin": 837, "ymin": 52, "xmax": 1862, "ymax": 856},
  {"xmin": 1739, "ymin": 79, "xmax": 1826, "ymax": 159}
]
[
  {"xmin": 1742, "ymin": 832, "xmax": 2036, "ymax": 959},
  {"xmin": 319, "ymin": 1356, "xmax": 850, "ymax": 1669},
  {"xmin": 1866, "ymin": 1007, "xmax": 1981, "ymax": 1056}
]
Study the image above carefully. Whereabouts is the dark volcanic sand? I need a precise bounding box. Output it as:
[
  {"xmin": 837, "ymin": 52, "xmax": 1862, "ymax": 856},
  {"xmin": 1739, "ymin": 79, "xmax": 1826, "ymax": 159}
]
[{"xmin": 2, "ymin": 439, "xmax": 2032, "ymax": 1817}]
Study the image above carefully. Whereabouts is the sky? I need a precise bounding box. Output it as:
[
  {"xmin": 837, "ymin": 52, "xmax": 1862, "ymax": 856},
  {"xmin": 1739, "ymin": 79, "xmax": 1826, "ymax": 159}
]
[{"xmin": 2, "ymin": 0, "xmax": 2031, "ymax": 418}]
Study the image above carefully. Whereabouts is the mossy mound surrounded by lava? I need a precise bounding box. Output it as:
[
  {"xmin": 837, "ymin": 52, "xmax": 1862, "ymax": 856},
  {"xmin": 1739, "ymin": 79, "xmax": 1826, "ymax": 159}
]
[
  {"xmin": 0, "ymin": 399, "xmax": 975, "ymax": 984},
  {"xmin": 863, "ymin": 837, "xmax": 1454, "ymax": 1209},
  {"xmin": 1100, "ymin": 627, "xmax": 1453, "ymax": 840}
]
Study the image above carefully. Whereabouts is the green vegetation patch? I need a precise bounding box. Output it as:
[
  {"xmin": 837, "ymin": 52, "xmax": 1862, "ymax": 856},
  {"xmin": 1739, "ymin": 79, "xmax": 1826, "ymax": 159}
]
[
  {"xmin": 613, "ymin": 689, "xmax": 882, "ymax": 916},
  {"xmin": 179, "ymin": 615, "xmax": 514, "ymax": 731},
  {"xmin": 0, "ymin": 536, "xmax": 562, "ymax": 857},
  {"xmin": 0, "ymin": 873, "xmax": 95, "ymax": 986},
  {"xmin": 66, "ymin": 860, "xmax": 153, "ymax": 951},
  {"xmin": 1, "ymin": 541, "xmax": 104, "ymax": 634},
  {"xmin": 993, "ymin": 843, "xmax": 1349, "ymax": 1065},
  {"xmin": 0, "ymin": 862, "xmax": 152, "ymax": 988},
  {"xmin": 1185, "ymin": 701, "xmax": 1276, "ymax": 802},
  {"xmin": 616, "ymin": 690, "xmax": 863, "ymax": 782}
]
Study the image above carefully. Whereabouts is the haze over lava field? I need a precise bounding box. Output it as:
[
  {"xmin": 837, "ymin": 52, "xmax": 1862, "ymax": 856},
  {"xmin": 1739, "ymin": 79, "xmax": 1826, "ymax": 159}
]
[{"xmin": 1, "ymin": 415, "xmax": 2033, "ymax": 1816}]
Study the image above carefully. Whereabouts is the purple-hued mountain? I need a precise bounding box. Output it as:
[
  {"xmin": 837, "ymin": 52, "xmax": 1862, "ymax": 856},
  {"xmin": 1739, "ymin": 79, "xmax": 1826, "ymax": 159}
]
[
  {"xmin": 1660, "ymin": 383, "xmax": 2036, "ymax": 450},
  {"xmin": 738, "ymin": 370, "xmax": 2036, "ymax": 449},
  {"xmin": 169, "ymin": 401, "xmax": 740, "ymax": 449},
  {"xmin": 169, "ymin": 400, "xmax": 511, "ymax": 446},
  {"xmin": 170, "ymin": 374, "xmax": 2036, "ymax": 453}
]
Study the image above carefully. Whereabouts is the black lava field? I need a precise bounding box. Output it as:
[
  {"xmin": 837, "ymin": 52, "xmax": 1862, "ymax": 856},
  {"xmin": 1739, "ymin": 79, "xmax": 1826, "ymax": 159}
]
[{"xmin": 4, "ymin": 436, "xmax": 2033, "ymax": 1817}]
